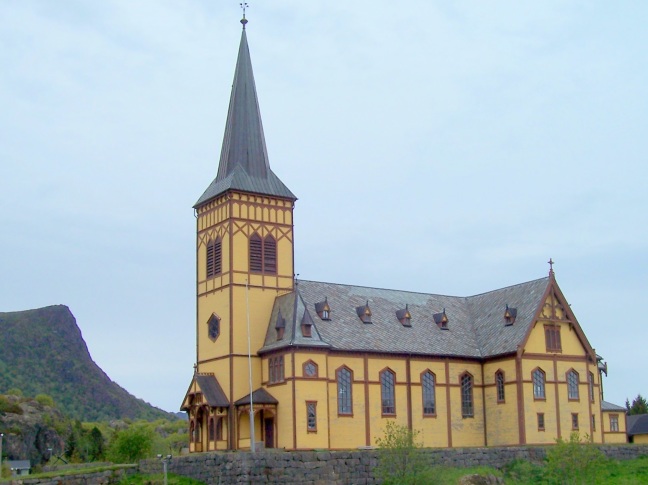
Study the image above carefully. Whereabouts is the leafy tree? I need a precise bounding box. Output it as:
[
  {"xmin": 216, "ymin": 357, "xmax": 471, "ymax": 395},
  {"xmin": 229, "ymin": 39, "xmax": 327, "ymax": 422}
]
[
  {"xmin": 107, "ymin": 424, "xmax": 155, "ymax": 463},
  {"xmin": 87, "ymin": 426, "xmax": 105, "ymax": 461},
  {"xmin": 626, "ymin": 394, "xmax": 648, "ymax": 415},
  {"xmin": 545, "ymin": 432, "xmax": 611, "ymax": 484},
  {"xmin": 374, "ymin": 421, "xmax": 426, "ymax": 484}
]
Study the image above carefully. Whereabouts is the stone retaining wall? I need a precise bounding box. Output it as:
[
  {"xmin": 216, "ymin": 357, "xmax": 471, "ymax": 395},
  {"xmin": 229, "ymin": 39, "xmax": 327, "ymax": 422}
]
[
  {"xmin": 139, "ymin": 444, "xmax": 648, "ymax": 485},
  {"xmin": 4, "ymin": 466, "xmax": 136, "ymax": 485}
]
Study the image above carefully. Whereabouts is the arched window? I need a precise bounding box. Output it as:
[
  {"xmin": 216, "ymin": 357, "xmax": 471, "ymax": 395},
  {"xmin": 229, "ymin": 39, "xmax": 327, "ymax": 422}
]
[
  {"xmin": 380, "ymin": 369, "xmax": 396, "ymax": 415},
  {"xmin": 337, "ymin": 367, "xmax": 352, "ymax": 415},
  {"xmin": 533, "ymin": 368, "xmax": 546, "ymax": 400},
  {"xmin": 206, "ymin": 237, "xmax": 222, "ymax": 278},
  {"xmin": 588, "ymin": 371, "xmax": 595, "ymax": 402},
  {"xmin": 422, "ymin": 371, "xmax": 436, "ymax": 415},
  {"xmin": 567, "ymin": 370, "xmax": 579, "ymax": 400},
  {"xmin": 496, "ymin": 371, "xmax": 505, "ymax": 403},
  {"xmin": 208, "ymin": 417, "xmax": 215, "ymax": 441},
  {"xmin": 461, "ymin": 373, "xmax": 474, "ymax": 417},
  {"xmin": 215, "ymin": 417, "xmax": 223, "ymax": 441}
]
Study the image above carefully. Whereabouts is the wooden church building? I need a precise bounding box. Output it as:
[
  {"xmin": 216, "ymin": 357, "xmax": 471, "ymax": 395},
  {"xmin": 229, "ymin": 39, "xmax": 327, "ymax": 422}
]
[{"xmin": 181, "ymin": 18, "xmax": 626, "ymax": 451}]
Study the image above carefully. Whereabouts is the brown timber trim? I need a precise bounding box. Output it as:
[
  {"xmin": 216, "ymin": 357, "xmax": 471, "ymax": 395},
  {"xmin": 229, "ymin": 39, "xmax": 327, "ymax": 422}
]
[
  {"xmin": 554, "ymin": 358, "xmax": 561, "ymax": 440},
  {"xmin": 515, "ymin": 351, "xmax": 526, "ymax": 444},
  {"xmin": 406, "ymin": 356, "xmax": 412, "ymax": 430},
  {"xmin": 292, "ymin": 350, "xmax": 297, "ymax": 450},
  {"xmin": 445, "ymin": 359, "xmax": 452, "ymax": 448},
  {"xmin": 481, "ymin": 364, "xmax": 488, "ymax": 446},
  {"xmin": 228, "ymin": 197, "xmax": 235, "ymax": 450},
  {"xmin": 521, "ymin": 353, "xmax": 588, "ymax": 362},
  {"xmin": 326, "ymin": 353, "xmax": 331, "ymax": 449},
  {"xmin": 364, "ymin": 354, "xmax": 370, "ymax": 446}
]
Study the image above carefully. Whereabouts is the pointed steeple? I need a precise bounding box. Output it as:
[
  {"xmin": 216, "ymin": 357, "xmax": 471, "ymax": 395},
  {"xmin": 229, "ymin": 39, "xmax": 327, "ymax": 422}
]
[{"xmin": 195, "ymin": 22, "xmax": 296, "ymax": 208}]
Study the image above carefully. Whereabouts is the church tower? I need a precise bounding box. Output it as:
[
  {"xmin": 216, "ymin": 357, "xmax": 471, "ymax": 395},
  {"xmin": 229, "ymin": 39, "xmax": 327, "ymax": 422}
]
[{"xmin": 182, "ymin": 17, "xmax": 296, "ymax": 451}]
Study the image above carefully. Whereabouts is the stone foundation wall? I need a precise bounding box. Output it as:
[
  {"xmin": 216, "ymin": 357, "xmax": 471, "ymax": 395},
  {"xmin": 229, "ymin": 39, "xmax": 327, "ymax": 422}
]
[{"xmin": 139, "ymin": 444, "xmax": 648, "ymax": 485}]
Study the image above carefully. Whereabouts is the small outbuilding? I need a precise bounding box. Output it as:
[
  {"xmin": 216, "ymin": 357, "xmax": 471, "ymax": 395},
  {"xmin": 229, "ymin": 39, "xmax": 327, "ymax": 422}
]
[{"xmin": 627, "ymin": 414, "xmax": 648, "ymax": 444}]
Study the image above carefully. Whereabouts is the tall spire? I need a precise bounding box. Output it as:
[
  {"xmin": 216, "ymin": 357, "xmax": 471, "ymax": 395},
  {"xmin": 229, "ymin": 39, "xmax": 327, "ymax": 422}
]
[{"xmin": 195, "ymin": 18, "xmax": 295, "ymax": 208}]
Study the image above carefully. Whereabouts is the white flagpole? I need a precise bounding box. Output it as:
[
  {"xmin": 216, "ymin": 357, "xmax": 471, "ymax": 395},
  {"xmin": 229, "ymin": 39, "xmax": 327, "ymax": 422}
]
[{"xmin": 246, "ymin": 278, "xmax": 255, "ymax": 452}]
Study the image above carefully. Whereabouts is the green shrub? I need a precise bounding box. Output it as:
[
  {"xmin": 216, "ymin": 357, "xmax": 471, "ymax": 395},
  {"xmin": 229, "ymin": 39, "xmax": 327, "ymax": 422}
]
[
  {"xmin": 375, "ymin": 421, "xmax": 426, "ymax": 484},
  {"xmin": 545, "ymin": 432, "xmax": 611, "ymax": 484},
  {"xmin": 35, "ymin": 394, "xmax": 55, "ymax": 407},
  {"xmin": 107, "ymin": 424, "xmax": 155, "ymax": 463},
  {"xmin": 502, "ymin": 458, "xmax": 546, "ymax": 484},
  {"xmin": 0, "ymin": 395, "xmax": 23, "ymax": 414}
]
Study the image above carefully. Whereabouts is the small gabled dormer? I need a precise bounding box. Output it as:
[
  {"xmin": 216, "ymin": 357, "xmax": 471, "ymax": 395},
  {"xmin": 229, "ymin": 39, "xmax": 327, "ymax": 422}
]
[
  {"xmin": 504, "ymin": 304, "xmax": 517, "ymax": 326},
  {"xmin": 356, "ymin": 301, "xmax": 372, "ymax": 324},
  {"xmin": 275, "ymin": 311, "xmax": 286, "ymax": 340},
  {"xmin": 301, "ymin": 310, "xmax": 314, "ymax": 338},
  {"xmin": 433, "ymin": 309, "xmax": 449, "ymax": 330},
  {"xmin": 315, "ymin": 297, "xmax": 331, "ymax": 321},
  {"xmin": 396, "ymin": 304, "xmax": 412, "ymax": 327}
]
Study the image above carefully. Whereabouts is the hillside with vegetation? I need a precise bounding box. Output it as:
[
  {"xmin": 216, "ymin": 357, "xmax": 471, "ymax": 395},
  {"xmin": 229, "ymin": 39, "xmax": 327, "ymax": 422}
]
[{"xmin": 0, "ymin": 305, "xmax": 173, "ymax": 422}]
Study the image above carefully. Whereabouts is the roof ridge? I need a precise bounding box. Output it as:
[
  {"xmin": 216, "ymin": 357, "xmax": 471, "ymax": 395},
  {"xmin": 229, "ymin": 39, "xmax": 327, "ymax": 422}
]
[{"xmin": 295, "ymin": 276, "xmax": 549, "ymax": 299}]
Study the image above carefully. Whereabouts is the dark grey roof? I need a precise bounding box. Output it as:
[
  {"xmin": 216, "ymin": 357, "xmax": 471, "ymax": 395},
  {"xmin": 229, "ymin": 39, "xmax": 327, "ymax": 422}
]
[
  {"xmin": 260, "ymin": 277, "xmax": 550, "ymax": 358},
  {"xmin": 195, "ymin": 373, "xmax": 229, "ymax": 407},
  {"xmin": 195, "ymin": 29, "xmax": 295, "ymax": 207},
  {"xmin": 601, "ymin": 400, "xmax": 626, "ymax": 412},
  {"xmin": 628, "ymin": 414, "xmax": 648, "ymax": 436},
  {"xmin": 235, "ymin": 387, "xmax": 278, "ymax": 405}
]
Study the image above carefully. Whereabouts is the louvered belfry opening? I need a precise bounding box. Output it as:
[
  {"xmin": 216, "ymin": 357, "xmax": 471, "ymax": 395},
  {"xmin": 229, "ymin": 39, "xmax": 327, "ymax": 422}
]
[
  {"xmin": 263, "ymin": 235, "xmax": 277, "ymax": 273},
  {"xmin": 249, "ymin": 233, "xmax": 263, "ymax": 272},
  {"xmin": 206, "ymin": 237, "xmax": 222, "ymax": 278},
  {"xmin": 249, "ymin": 233, "xmax": 277, "ymax": 274}
]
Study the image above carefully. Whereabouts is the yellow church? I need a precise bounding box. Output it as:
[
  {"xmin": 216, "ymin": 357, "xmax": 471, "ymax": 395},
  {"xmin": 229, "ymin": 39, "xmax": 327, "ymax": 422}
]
[{"xmin": 181, "ymin": 19, "xmax": 626, "ymax": 451}]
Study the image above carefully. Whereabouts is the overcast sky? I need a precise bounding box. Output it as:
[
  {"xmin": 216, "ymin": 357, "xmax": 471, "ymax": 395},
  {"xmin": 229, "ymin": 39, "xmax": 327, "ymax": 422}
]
[{"xmin": 1, "ymin": 1, "xmax": 647, "ymax": 414}]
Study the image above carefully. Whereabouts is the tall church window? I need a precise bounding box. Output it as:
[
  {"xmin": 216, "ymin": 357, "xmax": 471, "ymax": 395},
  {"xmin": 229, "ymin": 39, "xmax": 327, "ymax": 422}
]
[
  {"xmin": 208, "ymin": 417, "xmax": 215, "ymax": 441},
  {"xmin": 215, "ymin": 417, "xmax": 223, "ymax": 441},
  {"xmin": 567, "ymin": 370, "xmax": 579, "ymax": 400},
  {"xmin": 461, "ymin": 373, "xmax": 474, "ymax": 417},
  {"xmin": 206, "ymin": 237, "xmax": 222, "ymax": 278},
  {"xmin": 533, "ymin": 368, "xmax": 546, "ymax": 400},
  {"xmin": 544, "ymin": 324, "xmax": 562, "ymax": 352},
  {"xmin": 249, "ymin": 233, "xmax": 277, "ymax": 274},
  {"xmin": 588, "ymin": 371, "xmax": 595, "ymax": 402},
  {"xmin": 610, "ymin": 414, "xmax": 619, "ymax": 432},
  {"xmin": 496, "ymin": 370, "xmax": 505, "ymax": 403},
  {"xmin": 337, "ymin": 367, "xmax": 352, "ymax": 415},
  {"xmin": 269, "ymin": 355, "xmax": 284, "ymax": 383},
  {"xmin": 422, "ymin": 371, "xmax": 436, "ymax": 415},
  {"xmin": 306, "ymin": 401, "xmax": 317, "ymax": 432},
  {"xmin": 380, "ymin": 369, "xmax": 396, "ymax": 415}
]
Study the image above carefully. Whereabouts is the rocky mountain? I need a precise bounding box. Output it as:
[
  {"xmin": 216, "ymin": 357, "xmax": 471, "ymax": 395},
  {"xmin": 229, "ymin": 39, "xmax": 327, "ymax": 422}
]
[
  {"xmin": 0, "ymin": 305, "xmax": 173, "ymax": 422},
  {"xmin": 0, "ymin": 394, "xmax": 66, "ymax": 465}
]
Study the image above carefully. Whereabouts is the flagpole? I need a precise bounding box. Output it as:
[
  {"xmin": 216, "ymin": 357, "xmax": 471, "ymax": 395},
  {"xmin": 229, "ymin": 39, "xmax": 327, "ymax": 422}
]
[{"xmin": 246, "ymin": 278, "xmax": 255, "ymax": 452}]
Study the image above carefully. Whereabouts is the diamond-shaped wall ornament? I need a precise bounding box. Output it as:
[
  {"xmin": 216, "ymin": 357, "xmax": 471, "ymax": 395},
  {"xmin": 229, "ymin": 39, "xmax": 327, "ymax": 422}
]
[{"xmin": 208, "ymin": 313, "xmax": 220, "ymax": 341}]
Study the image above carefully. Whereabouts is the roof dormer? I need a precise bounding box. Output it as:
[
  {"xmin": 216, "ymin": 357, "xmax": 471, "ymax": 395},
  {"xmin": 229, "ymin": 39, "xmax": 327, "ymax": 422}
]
[
  {"xmin": 275, "ymin": 311, "xmax": 286, "ymax": 340},
  {"xmin": 301, "ymin": 310, "xmax": 315, "ymax": 338},
  {"xmin": 356, "ymin": 301, "xmax": 372, "ymax": 324},
  {"xmin": 504, "ymin": 304, "xmax": 517, "ymax": 326},
  {"xmin": 396, "ymin": 304, "xmax": 412, "ymax": 327},
  {"xmin": 315, "ymin": 297, "xmax": 331, "ymax": 321},
  {"xmin": 433, "ymin": 309, "xmax": 449, "ymax": 330}
]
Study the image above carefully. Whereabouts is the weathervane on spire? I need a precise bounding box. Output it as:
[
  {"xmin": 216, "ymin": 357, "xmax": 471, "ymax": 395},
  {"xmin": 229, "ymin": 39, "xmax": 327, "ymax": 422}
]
[
  {"xmin": 548, "ymin": 258, "xmax": 555, "ymax": 276},
  {"xmin": 240, "ymin": 3, "xmax": 249, "ymax": 29}
]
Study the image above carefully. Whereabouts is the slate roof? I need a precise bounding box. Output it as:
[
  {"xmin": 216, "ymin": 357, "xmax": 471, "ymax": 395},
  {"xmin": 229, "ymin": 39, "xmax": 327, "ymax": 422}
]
[
  {"xmin": 234, "ymin": 387, "xmax": 279, "ymax": 406},
  {"xmin": 195, "ymin": 373, "xmax": 229, "ymax": 407},
  {"xmin": 195, "ymin": 28, "xmax": 296, "ymax": 208},
  {"xmin": 260, "ymin": 277, "xmax": 550, "ymax": 359},
  {"xmin": 628, "ymin": 414, "xmax": 648, "ymax": 436},
  {"xmin": 601, "ymin": 400, "xmax": 626, "ymax": 412}
]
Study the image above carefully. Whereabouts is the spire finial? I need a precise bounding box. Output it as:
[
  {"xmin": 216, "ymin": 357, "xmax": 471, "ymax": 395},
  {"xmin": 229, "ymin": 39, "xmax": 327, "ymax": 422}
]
[
  {"xmin": 240, "ymin": 3, "xmax": 249, "ymax": 29},
  {"xmin": 548, "ymin": 258, "xmax": 555, "ymax": 276}
]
